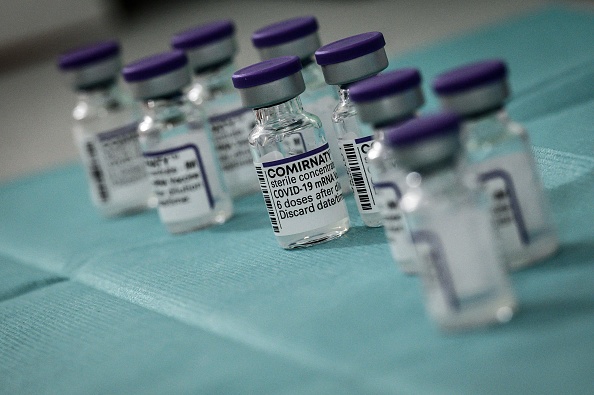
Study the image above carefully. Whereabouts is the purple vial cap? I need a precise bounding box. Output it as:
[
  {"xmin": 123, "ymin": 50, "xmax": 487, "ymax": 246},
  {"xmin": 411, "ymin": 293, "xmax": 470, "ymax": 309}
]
[
  {"xmin": 252, "ymin": 16, "xmax": 318, "ymax": 48},
  {"xmin": 432, "ymin": 59, "xmax": 508, "ymax": 95},
  {"xmin": 315, "ymin": 32, "xmax": 385, "ymax": 66},
  {"xmin": 385, "ymin": 112, "xmax": 460, "ymax": 146},
  {"xmin": 350, "ymin": 68, "xmax": 422, "ymax": 102},
  {"xmin": 57, "ymin": 40, "xmax": 120, "ymax": 70},
  {"xmin": 171, "ymin": 20, "xmax": 235, "ymax": 49},
  {"xmin": 232, "ymin": 56, "xmax": 302, "ymax": 89},
  {"xmin": 122, "ymin": 50, "xmax": 188, "ymax": 82}
]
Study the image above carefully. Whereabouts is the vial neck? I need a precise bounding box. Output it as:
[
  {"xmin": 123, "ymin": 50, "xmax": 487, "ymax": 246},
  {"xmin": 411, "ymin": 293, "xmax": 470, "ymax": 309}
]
[
  {"xmin": 412, "ymin": 157, "xmax": 461, "ymax": 194},
  {"xmin": 141, "ymin": 93, "xmax": 186, "ymax": 123},
  {"xmin": 301, "ymin": 58, "xmax": 325, "ymax": 88},
  {"xmin": 462, "ymin": 104, "xmax": 505, "ymax": 121},
  {"xmin": 193, "ymin": 60, "xmax": 235, "ymax": 95},
  {"xmin": 337, "ymin": 87, "xmax": 351, "ymax": 105},
  {"xmin": 255, "ymin": 97, "xmax": 304, "ymax": 125},
  {"xmin": 76, "ymin": 81, "xmax": 120, "ymax": 107},
  {"xmin": 300, "ymin": 56, "xmax": 315, "ymax": 68},
  {"xmin": 463, "ymin": 107, "xmax": 509, "ymax": 141}
]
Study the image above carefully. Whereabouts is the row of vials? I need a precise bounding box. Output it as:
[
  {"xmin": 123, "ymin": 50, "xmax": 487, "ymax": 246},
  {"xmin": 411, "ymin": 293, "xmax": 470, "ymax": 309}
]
[{"xmin": 57, "ymin": 17, "xmax": 559, "ymax": 331}]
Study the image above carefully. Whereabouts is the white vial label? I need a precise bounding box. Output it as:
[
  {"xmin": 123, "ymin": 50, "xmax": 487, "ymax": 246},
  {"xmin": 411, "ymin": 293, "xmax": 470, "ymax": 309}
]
[
  {"xmin": 78, "ymin": 122, "xmax": 147, "ymax": 203},
  {"xmin": 254, "ymin": 143, "xmax": 347, "ymax": 236},
  {"xmin": 413, "ymin": 208, "xmax": 501, "ymax": 312},
  {"xmin": 340, "ymin": 135, "xmax": 379, "ymax": 213},
  {"xmin": 374, "ymin": 181, "xmax": 416, "ymax": 263},
  {"xmin": 476, "ymin": 152, "xmax": 548, "ymax": 251},
  {"xmin": 144, "ymin": 132, "xmax": 215, "ymax": 224}
]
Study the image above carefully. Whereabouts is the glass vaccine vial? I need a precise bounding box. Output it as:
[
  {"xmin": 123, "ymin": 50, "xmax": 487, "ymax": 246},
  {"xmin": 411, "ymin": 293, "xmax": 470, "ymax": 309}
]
[
  {"xmin": 251, "ymin": 16, "xmax": 350, "ymax": 194},
  {"xmin": 58, "ymin": 41, "xmax": 152, "ymax": 217},
  {"xmin": 386, "ymin": 113, "xmax": 517, "ymax": 331},
  {"xmin": 432, "ymin": 59, "xmax": 558, "ymax": 270},
  {"xmin": 172, "ymin": 20, "xmax": 259, "ymax": 198},
  {"xmin": 314, "ymin": 32, "xmax": 389, "ymax": 227},
  {"xmin": 122, "ymin": 51, "xmax": 233, "ymax": 234},
  {"xmin": 232, "ymin": 56, "xmax": 350, "ymax": 249},
  {"xmin": 349, "ymin": 69, "xmax": 425, "ymax": 273}
]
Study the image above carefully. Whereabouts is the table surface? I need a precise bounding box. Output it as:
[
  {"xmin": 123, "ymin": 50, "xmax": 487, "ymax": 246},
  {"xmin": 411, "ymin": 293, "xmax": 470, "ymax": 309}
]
[{"xmin": 1, "ymin": 5, "xmax": 593, "ymax": 395}]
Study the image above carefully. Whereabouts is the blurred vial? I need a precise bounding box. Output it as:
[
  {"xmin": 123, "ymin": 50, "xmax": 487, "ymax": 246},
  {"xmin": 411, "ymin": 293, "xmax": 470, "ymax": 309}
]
[
  {"xmin": 251, "ymin": 16, "xmax": 351, "ymax": 194},
  {"xmin": 172, "ymin": 20, "xmax": 259, "ymax": 198},
  {"xmin": 122, "ymin": 51, "xmax": 233, "ymax": 234},
  {"xmin": 433, "ymin": 59, "xmax": 558, "ymax": 270},
  {"xmin": 386, "ymin": 113, "xmax": 517, "ymax": 331},
  {"xmin": 58, "ymin": 41, "xmax": 152, "ymax": 217},
  {"xmin": 314, "ymin": 32, "xmax": 389, "ymax": 226},
  {"xmin": 232, "ymin": 56, "xmax": 350, "ymax": 249},
  {"xmin": 349, "ymin": 69, "xmax": 425, "ymax": 273}
]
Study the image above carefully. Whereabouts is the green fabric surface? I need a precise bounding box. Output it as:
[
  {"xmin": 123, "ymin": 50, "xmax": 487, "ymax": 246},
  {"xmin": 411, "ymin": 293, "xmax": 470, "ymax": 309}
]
[
  {"xmin": 0, "ymin": 281, "xmax": 361, "ymax": 394},
  {"xmin": 0, "ymin": 7, "xmax": 593, "ymax": 394}
]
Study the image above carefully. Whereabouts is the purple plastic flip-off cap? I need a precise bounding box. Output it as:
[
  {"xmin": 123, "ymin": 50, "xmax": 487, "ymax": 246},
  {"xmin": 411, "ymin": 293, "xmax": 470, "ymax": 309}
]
[
  {"xmin": 350, "ymin": 68, "xmax": 424, "ymax": 126},
  {"xmin": 57, "ymin": 40, "xmax": 121, "ymax": 90},
  {"xmin": 122, "ymin": 50, "xmax": 191, "ymax": 100},
  {"xmin": 171, "ymin": 20, "xmax": 237, "ymax": 71},
  {"xmin": 314, "ymin": 32, "xmax": 388, "ymax": 85},
  {"xmin": 232, "ymin": 56, "xmax": 305, "ymax": 109},
  {"xmin": 384, "ymin": 112, "xmax": 461, "ymax": 170},
  {"xmin": 252, "ymin": 16, "xmax": 321, "ymax": 61},
  {"xmin": 432, "ymin": 59, "xmax": 509, "ymax": 116}
]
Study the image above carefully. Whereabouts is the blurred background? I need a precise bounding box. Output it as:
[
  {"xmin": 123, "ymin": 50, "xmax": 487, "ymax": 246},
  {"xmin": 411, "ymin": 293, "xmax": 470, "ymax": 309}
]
[{"xmin": 0, "ymin": 0, "xmax": 591, "ymax": 182}]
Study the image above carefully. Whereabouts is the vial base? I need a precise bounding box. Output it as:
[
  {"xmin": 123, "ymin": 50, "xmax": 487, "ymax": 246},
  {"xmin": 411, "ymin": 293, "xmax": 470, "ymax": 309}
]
[
  {"xmin": 430, "ymin": 291, "xmax": 517, "ymax": 332},
  {"xmin": 276, "ymin": 217, "xmax": 350, "ymax": 249},
  {"xmin": 360, "ymin": 211, "xmax": 383, "ymax": 228},
  {"xmin": 505, "ymin": 231, "xmax": 559, "ymax": 271},
  {"xmin": 164, "ymin": 206, "xmax": 233, "ymax": 234}
]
